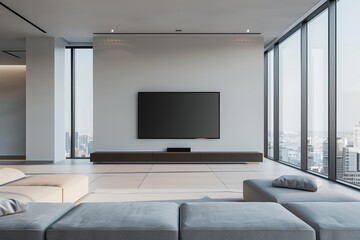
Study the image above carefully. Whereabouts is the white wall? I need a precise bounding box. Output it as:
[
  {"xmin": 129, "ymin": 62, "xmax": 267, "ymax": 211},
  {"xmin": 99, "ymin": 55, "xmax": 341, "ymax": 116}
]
[
  {"xmin": 94, "ymin": 35, "xmax": 264, "ymax": 152},
  {"xmin": 26, "ymin": 37, "xmax": 66, "ymax": 161},
  {"xmin": 0, "ymin": 65, "xmax": 26, "ymax": 156}
]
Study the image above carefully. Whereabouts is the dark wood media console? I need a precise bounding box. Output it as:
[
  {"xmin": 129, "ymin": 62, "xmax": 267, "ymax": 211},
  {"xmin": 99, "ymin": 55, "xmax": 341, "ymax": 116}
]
[{"xmin": 90, "ymin": 151, "xmax": 263, "ymax": 163}]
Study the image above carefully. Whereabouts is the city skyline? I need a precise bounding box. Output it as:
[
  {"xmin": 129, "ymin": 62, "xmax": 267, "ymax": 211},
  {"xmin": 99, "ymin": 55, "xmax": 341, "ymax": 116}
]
[
  {"xmin": 65, "ymin": 132, "xmax": 93, "ymax": 158},
  {"xmin": 269, "ymin": 120, "xmax": 360, "ymax": 186}
]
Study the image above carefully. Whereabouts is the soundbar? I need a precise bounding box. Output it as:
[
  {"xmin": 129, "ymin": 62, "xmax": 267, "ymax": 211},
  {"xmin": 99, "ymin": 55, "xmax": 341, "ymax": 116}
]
[{"xmin": 167, "ymin": 147, "xmax": 191, "ymax": 152}]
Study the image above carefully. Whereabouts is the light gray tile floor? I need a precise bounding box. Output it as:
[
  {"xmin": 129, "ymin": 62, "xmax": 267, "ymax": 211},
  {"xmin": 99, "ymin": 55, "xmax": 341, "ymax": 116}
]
[{"xmin": 2, "ymin": 158, "xmax": 360, "ymax": 203}]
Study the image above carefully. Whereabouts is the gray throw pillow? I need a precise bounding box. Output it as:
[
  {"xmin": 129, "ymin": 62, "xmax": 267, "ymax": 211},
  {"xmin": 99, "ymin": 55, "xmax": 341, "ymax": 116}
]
[
  {"xmin": 272, "ymin": 175, "xmax": 322, "ymax": 192},
  {"xmin": 0, "ymin": 198, "xmax": 29, "ymax": 216}
]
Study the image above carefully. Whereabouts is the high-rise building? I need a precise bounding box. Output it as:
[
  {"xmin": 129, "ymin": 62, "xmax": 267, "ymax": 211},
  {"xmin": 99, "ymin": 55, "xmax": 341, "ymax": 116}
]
[
  {"xmin": 88, "ymin": 140, "xmax": 94, "ymax": 154},
  {"xmin": 323, "ymin": 138, "xmax": 346, "ymax": 177},
  {"xmin": 65, "ymin": 132, "xmax": 71, "ymax": 153},
  {"xmin": 307, "ymin": 140, "xmax": 315, "ymax": 169},
  {"xmin": 354, "ymin": 122, "xmax": 360, "ymax": 150},
  {"xmin": 333, "ymin": 144, "xmax": 360, "ymax": 185},
  {"xmin": 75, "ymin": 132, "xmax": 79, "ymax": 149},
  {"xmin": 79, "ymin": 135, "xmax": 89, "ymax": 148},
  {"xmin": 342, "ymin": 147, "xmax": 358, "ymax": 172}
]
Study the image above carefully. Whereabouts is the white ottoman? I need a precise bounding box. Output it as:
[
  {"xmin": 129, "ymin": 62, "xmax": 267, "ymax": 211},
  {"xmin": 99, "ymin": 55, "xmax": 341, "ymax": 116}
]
[{"xmin": 8, "ymin": 174, "xmax": 88, "ymax": 203}]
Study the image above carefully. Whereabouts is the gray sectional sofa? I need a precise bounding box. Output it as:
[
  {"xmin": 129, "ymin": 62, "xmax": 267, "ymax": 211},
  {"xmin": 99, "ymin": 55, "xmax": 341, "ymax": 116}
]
[
  {"xmin": 0, "ymin": 203, "xmax": 74, "ymax": 240},
  {"xmin": 180, "ymin": 202, "xmax": 315, "ymax": 240},
  {"xmin": 1, "ymin": 201, "xmax": 317, "ymax": 240},
  {"xmin": 47, "ymin": 202, "xmax": 179, "ymax": 240},
  {"xmin": 243, "ymin": 178, "xmax": 360, "ymax": 240},
  {"xmin": 1, "ymin": 178, "xmax": 359, "ymax": 240},
  {"xmin": 243, "ymin": 179, "xmax": 359, "ymax": 203},
  {"xmin": 283, "ymin": 202, "xmax": 360, "ymax": 240}
]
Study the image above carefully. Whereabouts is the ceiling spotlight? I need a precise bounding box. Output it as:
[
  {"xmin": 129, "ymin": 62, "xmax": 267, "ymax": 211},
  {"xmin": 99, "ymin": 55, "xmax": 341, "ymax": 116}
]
[
  {"xmin": 246, "ymin": 29, "xmax": 250, "ymax": 33},
  {"xmin": 175, "ymin": 29, "xmax": 182, "ymax": 32},
  {"xmin": 111, "ymin": 29, "xmax": 114, "ymax": 33}
]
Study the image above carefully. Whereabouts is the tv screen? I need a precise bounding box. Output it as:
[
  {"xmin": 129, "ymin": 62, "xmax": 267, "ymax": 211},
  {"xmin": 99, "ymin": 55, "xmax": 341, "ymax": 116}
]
[{"xmin": 138, "ymin": 92, "xmax": 220, "ymax": 139}]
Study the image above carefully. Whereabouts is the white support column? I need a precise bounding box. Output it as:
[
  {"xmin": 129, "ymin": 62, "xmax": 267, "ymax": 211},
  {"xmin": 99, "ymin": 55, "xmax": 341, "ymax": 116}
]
[
  {"xmin": 26, "ymin": 37, "xmax": 66, "ymax": 162},
  {"xmin": 54, "ymin": 38, "xmax": 66, "ymax": 162}
]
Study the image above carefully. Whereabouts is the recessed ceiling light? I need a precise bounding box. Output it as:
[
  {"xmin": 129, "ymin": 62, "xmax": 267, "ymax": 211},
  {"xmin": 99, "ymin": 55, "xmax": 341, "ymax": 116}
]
[
  {"xmin": 111, "ymin": 29, "xmax": 114, "ymax": 33},
  {"xmin": 175, "ymin": 29, "xmax": 182, "ymax": 32},
  {"xmin": 246, "ymin": 29, "xmax": 250, "ymax": 33}
]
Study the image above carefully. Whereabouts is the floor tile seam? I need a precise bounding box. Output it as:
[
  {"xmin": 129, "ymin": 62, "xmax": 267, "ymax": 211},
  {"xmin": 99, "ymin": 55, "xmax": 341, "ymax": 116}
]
[
  {"xmin": 209, "ymin": 170, "xmax": 259, "ymax": 174},
  {"xmin": 100, "ymin": 171, "xmax": 152, "ymax": 175},
  {"xmin": 138, "ymin": 185, "xmax": 228, "ymax": 188},
  {"xmin": 146, "ymin": 170, "xmax": 215, "ymax": 174},
  {"xmin": 89, "ymin": 174, "xmax": 104, "ymax": 184},
  {"xmin": 137, "ymin": 164, "xmax": 154, "ymax": 189},
  {"xmin": 208, "ymin": 166, "xmax": 230, "ymax": 190},
  {"xmin": 25, "ymin": 172, "xmax": 114, "ymax": 175},
  {"xmin": 92, "ymin": 189, "xmax": 242, "ymax": 194},
  {"xmin": 106, "ymin": 164, "xmax": 120, "ymax": 173}
]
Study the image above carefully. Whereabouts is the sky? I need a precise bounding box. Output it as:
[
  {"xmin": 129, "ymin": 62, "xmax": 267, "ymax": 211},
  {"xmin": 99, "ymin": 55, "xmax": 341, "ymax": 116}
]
[
  {"xmin": 337, "ymin": 0, "xmax": 360, "ymax": 132},
  {"xmin": 65, "ymin": 49, "xmax": 93, "ymax": 138}
]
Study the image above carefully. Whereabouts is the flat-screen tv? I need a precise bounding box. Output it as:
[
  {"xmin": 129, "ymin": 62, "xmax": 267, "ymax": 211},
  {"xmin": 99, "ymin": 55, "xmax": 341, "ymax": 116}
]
[{"xmin": 138, "ymin": 92, "xmax": 220, "ymax": 139}]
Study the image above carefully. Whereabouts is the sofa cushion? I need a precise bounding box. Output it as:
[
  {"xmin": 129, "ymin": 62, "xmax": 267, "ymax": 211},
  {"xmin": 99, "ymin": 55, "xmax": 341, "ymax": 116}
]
[
  {"xmin": 0, "ymin": 198, "xmax": 28, "ymax": 216},
  {"xmin": 47, "ymin": 202, "xmax": 179, "ymax": 240},
  {"xmin": 243, "ymin": 179, "xmax": 358, "ymax": 203},
  {"xmin": 272, "ymin": 175, "xmax": 321, "ymax": 192},
  {"xmin": 0, "ymin": 168, "xmax": 25, "ymax": 185},
  {"xmin": 180, "ymin": 202, "xmax": 315, "ymax": 240},
  {"xmin": 283, "ymin": 202, "xmax": 360, "ymax": 240},
  {"xmin": 0, "ymin": 186, "xmax": 62, "ymax": 203},
  {"xmin": 0, "ymin": 203, "xmax": 74, "ymax": 240},
  {"xmin": 8, "ymin": 174, "xmax": 89, "ymax": 203}
]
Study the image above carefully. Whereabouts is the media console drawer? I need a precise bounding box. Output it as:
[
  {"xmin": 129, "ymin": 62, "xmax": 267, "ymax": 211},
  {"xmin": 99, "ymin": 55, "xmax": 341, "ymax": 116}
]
[
  {"xmin": 200, "ymin": 153, "xmax": 231, "ymax": 161},
  {"xmin": 91, "ymin": 152, "xmax": 153, "ymax": 162},
  {"xmin": 153, "ymin": 152, "xmax": 200, "ymax": 162},
  {"xmin": 90, "ymin": 151, "xmax": 263, "ymax": 163}
]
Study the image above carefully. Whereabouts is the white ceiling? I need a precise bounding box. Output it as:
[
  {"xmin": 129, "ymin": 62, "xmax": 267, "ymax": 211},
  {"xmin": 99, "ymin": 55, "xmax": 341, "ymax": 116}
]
[{"xmin": 0, "ymin": 0, "xmax": 323, "ymax": 63}]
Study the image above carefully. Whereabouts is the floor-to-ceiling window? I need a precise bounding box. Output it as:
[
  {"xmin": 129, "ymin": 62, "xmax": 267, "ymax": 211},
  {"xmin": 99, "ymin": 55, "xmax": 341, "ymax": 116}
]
[
  {"xmin": 267, "ymin": 50, "xmax": 275, "ymax": 158},
  {"xmin": 307, "ymin": 9, "xmax": 329, "ymax": 175},
  {"xmin": 265, "ymin": 0, "xmax": 360, "ymax": 189},
  {"xmin": 65, "ymin": 47, "xmax": 93, "ymax": 158},
  {"xmin": 336, "ymin": 0, "xmax": 360, "ymax": 186},
  {"xmin": 279, "ymin": 30, "xmax": 302, "ymax": 167}
]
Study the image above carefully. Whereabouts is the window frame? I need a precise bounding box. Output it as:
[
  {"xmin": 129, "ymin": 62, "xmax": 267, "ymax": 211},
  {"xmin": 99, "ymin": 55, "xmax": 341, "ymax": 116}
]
[{"xmin": 65, "ymin": 46, "xmax": 93, "ymax": 159}]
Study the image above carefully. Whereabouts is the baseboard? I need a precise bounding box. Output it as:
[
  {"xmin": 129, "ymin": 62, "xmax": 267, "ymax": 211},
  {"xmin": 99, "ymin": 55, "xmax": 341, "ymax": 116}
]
[{"xmin": 0, "ymin": 155, "xmax": 26, "ymax": 160}]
